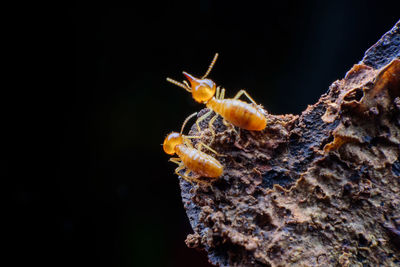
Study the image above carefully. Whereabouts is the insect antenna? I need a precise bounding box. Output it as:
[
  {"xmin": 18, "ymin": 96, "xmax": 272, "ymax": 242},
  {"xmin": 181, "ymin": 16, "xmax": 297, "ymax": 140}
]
[
  {"xmin": 202, "ymin": 53, "xmax": 219, "ymax": 79},
  {"xmin": 166, "ymin": 77, "xmax": 192, "ymax": 92},
  {"xmin": 180, "ymin": 112, "xmax": 198, "ymax": 135}
]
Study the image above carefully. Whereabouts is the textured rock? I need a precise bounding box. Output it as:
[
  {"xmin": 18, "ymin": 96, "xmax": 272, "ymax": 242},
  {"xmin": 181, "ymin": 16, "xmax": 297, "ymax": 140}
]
[
  {"xmin": 362, "ymin": 20, "xmax": 400, "ymax": 69},
  {"xmin": 179, "ymin": 20, "xmax": 400, "ymax": 266}
]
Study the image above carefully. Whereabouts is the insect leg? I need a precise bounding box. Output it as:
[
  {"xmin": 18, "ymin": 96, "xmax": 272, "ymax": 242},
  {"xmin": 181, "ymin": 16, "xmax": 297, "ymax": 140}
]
[
  {"xmin": 180, "ymin": 168, "xmax": 214, "ymax": 186},
  {"xmin": 183, "ymin": 138, "xmax": 194, "ymax": 148},
  {"xmin": 185, "ymin": 135, "xmax": 202, "ymax": 139},
  {"xmin": 219, "ymin": 87, "xmax": 225, "ymax": 100},
  {"xmin": 183, "ymin": 169, "xmax": 195, "ymax": 185},
  {"xmin": 197, "ymin": 141, "xmax": 224, "ymax": 157},
  {"xmin": 222, "ymin": 118, "xmax": 230, "ymax": 127},
  {"xmin": 184, "ymin": 169, "xmax": 190, "ymax": 176},
  {"xmin": 208, "ymin": 113, "xmax": 218, "ymax": 144},
  {"xmin": 223, "ymin": 119, "xmax": 240, "ymax": 138},
  {"xmin": 176, "ymin": 166, "xmax": 193, "ymax": 184},
  {"xmin": 195, "ymin": 109, "xmax": 213, "ymax": 132},
  {"xmin": 175, "ymin": 165, "xmax": 185, "ymax": 176},
  {"xmin": 191, "ymin": 177, "xmax": 212, "ymax": 186},
  {"xmin": 215, "ymin": 86, "xmax": 220, "ymax": 100},
  {"xmin": 169, "ymin": 157, "xmax": 181, "ymax": 165},
  {"xmin": 185, "ymin": 135, "xmax": 206, "ymax": 148},
  {"xmin": 186, "ymin": 171, "xmax": 212, "ymax": 186},
  {"xmin": 233, "ymin": 89, "xmax": 258, "ymax": 105},
  {"xmin": 233, "ymin": 126, "xmax": 240, "ymax": 138}
]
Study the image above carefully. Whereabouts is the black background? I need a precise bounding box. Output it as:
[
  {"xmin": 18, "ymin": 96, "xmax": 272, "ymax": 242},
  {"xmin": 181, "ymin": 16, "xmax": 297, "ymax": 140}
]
[{"xmin": 13, "ymin": 2, "xmax": 399, "ymax": 267}]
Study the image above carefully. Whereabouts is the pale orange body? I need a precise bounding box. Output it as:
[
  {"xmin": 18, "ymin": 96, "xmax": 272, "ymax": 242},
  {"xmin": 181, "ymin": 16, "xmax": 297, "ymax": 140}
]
[
  {"xmin": 163, "ymin": 123, "xmax": 223, "ymax": 184},
  {"xmin": 206, "ymin": 98, "xmax": 267, "ymax": 131},
  {"xmin": 175, "ymin": 144, "xmax": 223, "ymax": 178},
  {"xmin": 166, "ymin": 53, "xmax": 267, "ymax": 133}
]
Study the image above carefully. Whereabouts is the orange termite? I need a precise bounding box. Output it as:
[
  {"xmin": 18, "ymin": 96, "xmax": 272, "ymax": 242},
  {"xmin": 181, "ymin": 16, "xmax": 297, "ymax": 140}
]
[
  {"xmin": 163, "ymin": 112, "xmax": 223, "ymax": 184},
  {"xmin": 166, "ymin": 53, "xmax": 267, "ymax": 138}
]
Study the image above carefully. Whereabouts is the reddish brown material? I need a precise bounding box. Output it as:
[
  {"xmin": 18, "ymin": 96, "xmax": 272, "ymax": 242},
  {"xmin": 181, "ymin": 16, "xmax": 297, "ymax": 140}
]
[{"xmin": 179, "ymin": 21, "xmax": 400, "ymax": 266}]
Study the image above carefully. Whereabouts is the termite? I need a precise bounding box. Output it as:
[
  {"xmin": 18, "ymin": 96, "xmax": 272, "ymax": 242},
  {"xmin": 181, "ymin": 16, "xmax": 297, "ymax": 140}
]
[
  {"xmin": 163, "ymin": 112, "xmax": 223, "ymax": 184},
  {"xmin": 166, "ymin": 53, "xmax": 267, "ymax": 140}
]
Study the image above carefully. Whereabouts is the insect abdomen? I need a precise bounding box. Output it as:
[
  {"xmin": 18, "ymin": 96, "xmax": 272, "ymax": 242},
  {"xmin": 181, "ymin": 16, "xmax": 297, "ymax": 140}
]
[
  {"xmin": 207, "ymin": 98, "xmax": 267, "ymax": 130},
  {"xmin": 175, "ymin": 145, "xmax": 223, "ymax": 178}
]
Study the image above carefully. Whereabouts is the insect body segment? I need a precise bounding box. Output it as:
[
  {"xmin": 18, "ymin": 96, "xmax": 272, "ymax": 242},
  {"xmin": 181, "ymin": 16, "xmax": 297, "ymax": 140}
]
[
  {"xmin": 174, "ymin": 143, "xmax": 223, "ymax": 178},
  {"xmin": 206, "ymin": 98, "xmax": 267, "ymax": 131},
  {"xmin": 163, "ymin": 112, "xmax": 223, "ymax": 184},
  {"xmin": 166, "ymin": 53, "xmax": 267, "ymax": 133}
]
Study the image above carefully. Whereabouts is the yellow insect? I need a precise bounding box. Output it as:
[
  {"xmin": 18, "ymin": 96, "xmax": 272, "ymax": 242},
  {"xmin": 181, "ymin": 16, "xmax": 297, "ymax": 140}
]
[
  {"xmin": 163, "ymin": 112, "xmax": 223, "ymax": 184},
  {"xmin": 167, "ymin": 53, "xmax": 267, "ymax": 139}
]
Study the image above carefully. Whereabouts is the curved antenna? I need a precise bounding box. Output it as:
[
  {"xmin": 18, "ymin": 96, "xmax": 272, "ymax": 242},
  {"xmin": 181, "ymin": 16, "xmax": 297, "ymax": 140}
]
[
  {"xmin": 202, "ymin": 53, "xmax": 219, "ymax": 79},
  {"xmin": 166, "ymin": 77, "xmax": 192, "ymax": 93},
  {"xmin": 180, "ymin": 112, "xmax": 198, "ymax": 135}
]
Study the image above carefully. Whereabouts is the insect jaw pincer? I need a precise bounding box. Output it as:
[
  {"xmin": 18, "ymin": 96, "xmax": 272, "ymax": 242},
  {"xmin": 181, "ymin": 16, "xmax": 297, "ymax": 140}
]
[{"xmin": 182, "ymin": 72, "xmax": 216, "ymax": 103}]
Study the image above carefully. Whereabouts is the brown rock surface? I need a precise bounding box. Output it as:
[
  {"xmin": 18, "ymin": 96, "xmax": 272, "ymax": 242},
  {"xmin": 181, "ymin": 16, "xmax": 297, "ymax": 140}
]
[{"xmin": 179, "ymin": 21, "xmax": 400, "ymax": 266}]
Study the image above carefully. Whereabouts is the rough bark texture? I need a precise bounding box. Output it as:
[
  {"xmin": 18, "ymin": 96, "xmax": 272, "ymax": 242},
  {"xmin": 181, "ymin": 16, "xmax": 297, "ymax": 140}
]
[{"xmin": 179, "ymin": 21, "xmax": 400, "ymax": 266}]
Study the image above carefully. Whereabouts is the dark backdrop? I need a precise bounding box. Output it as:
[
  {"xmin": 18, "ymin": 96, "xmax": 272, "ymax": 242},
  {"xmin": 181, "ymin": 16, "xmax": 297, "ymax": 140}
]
[{"xmin": 14, "ymin": 2, "xmax": 399, "ymax": 267}]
